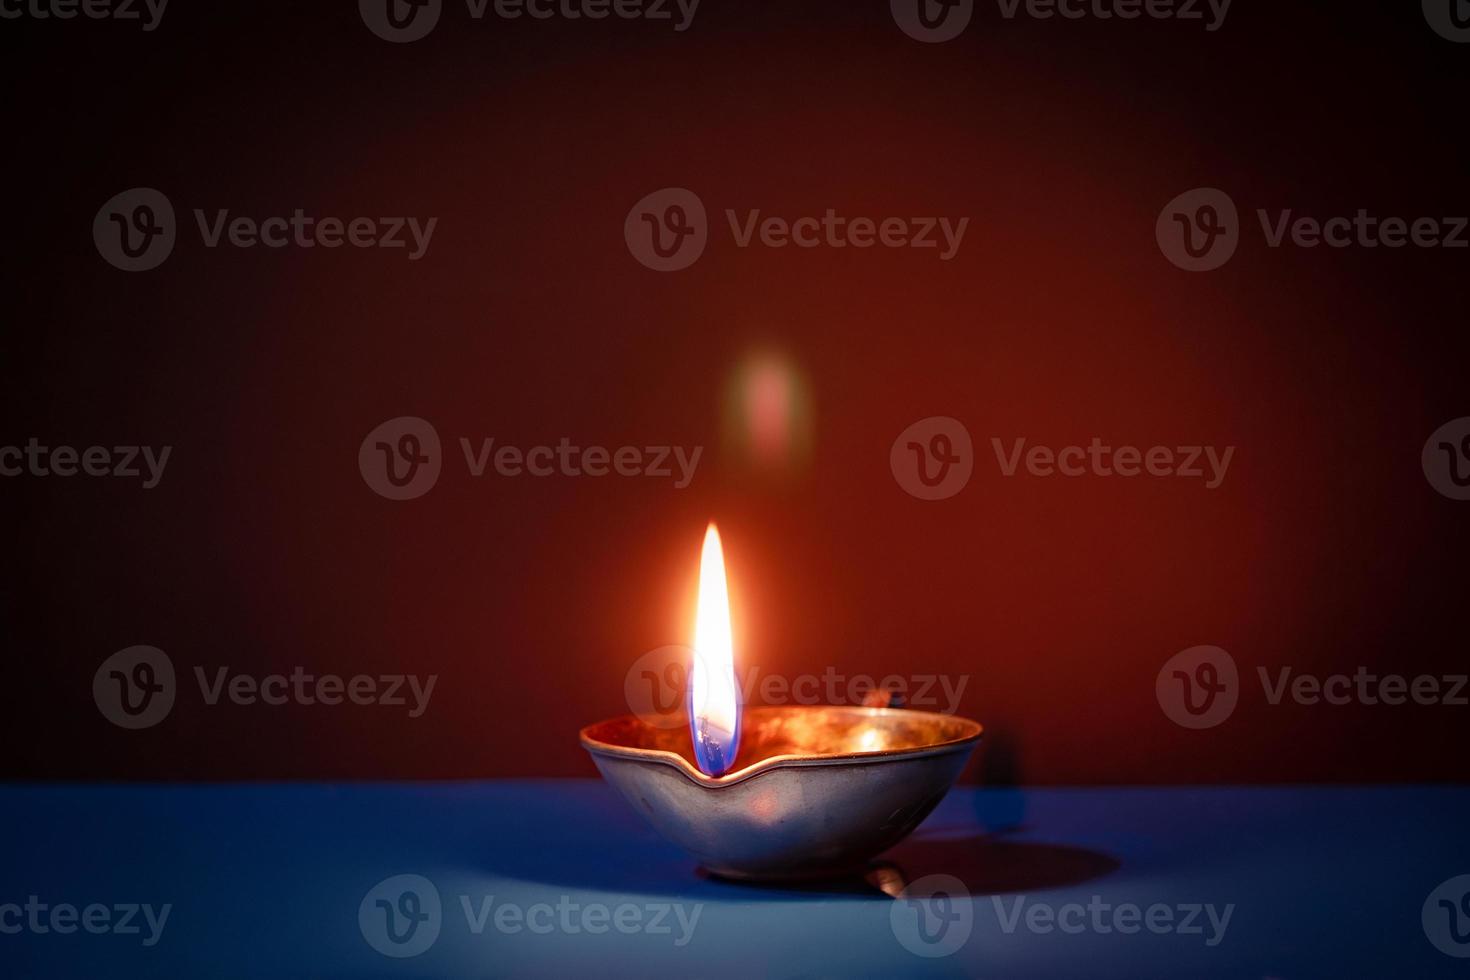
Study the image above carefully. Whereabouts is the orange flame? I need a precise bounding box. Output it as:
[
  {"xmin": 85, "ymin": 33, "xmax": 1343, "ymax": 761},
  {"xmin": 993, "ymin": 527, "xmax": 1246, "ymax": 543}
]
[{"xmin": 689, "ymin": 523, "xmax": 740, "ymax": 775}]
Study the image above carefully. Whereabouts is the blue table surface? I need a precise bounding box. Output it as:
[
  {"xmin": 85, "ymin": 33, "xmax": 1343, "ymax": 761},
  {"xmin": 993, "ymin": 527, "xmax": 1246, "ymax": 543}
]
[{"xmin": 0, "ymin": 780, "xmax": 1466, "ymax": 979}]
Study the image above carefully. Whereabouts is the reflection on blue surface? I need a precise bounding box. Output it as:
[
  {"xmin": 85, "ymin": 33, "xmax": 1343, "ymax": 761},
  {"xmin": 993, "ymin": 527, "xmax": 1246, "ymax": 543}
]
[{"xmin": 0, "ymin": 782, "xmax": 1466, "ymax": 978}]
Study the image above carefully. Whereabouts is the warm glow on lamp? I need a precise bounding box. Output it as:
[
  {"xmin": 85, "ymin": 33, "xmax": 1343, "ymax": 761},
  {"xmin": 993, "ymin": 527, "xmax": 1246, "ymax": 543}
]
[{"xmin": 579, "ymin": 520, "xmax": 983, "ymax": 879}]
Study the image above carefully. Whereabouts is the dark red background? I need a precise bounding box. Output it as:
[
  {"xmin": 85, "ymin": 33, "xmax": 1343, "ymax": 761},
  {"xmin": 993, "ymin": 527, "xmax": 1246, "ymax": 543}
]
[{"xmin": 3, "ymin": 0, "xmax": 1466, "ymax": 783}]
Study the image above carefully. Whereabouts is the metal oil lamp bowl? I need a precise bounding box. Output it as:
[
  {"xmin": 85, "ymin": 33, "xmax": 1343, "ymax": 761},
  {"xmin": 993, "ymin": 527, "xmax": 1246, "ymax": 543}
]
[{"xmin": 580, "ymin": 705, "xmax": 983, "ymax": 881}]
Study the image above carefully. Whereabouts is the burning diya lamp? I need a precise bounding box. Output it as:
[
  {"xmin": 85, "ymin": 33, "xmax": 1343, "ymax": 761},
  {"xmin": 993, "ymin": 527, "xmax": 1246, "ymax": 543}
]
[{"xmin": 580, "ymin": 524, "xmax": 983, "ymax": 881}]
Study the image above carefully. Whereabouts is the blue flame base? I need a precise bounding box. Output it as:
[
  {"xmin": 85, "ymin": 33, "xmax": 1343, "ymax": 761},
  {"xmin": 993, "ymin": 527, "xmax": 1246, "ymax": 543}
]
[
  {"xmin": 690, "ymin": 716, "xmax": 740, "ymax": 777},
  {"xmin": 688, "ymin": 677, "xmax": 741, "ymax": 777}
]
